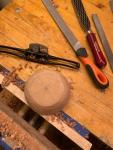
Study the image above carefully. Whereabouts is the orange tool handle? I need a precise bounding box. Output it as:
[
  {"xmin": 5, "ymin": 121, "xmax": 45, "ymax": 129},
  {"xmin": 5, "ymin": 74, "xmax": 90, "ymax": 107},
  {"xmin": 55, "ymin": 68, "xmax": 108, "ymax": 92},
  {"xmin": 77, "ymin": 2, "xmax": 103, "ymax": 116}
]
[{"xmin": 76, "ymin": 48, "xmax": 109, "ymax": 89}]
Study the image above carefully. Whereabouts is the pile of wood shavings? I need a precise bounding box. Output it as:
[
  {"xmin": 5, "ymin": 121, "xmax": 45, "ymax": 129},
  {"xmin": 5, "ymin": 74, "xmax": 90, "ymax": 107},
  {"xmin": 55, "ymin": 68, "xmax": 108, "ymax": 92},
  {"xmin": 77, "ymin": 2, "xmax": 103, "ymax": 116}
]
[
  {"xmin": 0, "ymin": 111, "xmax": 48, "ymax": 150},
  {"xmin": 0, "ymin": 114, "xmax": 26, "ymax": 150},
  {"xmin": 1, "ymin": 68, "xmax": 25, "ymax": 91}
]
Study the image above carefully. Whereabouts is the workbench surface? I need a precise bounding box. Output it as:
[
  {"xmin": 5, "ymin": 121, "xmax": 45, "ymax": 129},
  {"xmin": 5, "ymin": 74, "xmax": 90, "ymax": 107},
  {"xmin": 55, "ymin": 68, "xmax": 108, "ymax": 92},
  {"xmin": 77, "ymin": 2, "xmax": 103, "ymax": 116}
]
[{"xmin": 0, "ymin": 0, "xmax": 113, "ymax": 149}]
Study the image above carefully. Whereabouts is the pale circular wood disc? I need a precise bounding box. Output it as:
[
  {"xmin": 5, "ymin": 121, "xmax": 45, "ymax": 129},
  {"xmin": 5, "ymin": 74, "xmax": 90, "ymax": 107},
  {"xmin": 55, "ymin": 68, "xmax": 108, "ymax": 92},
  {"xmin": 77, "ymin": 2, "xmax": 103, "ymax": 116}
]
[{"xmin": 24, "ymin": 70, "xmax": 70, "ymax": 115}]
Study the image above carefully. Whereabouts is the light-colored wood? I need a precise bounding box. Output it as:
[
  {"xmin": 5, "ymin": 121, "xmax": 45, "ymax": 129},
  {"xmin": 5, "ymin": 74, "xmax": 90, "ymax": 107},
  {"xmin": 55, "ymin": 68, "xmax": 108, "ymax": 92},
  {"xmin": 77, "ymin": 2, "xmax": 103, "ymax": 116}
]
[
  {"xmin": 0, "ymin": 0, "xmax": 113, "ymax": 148},
  {"xmin": 25, "ymin": 70, "xmax": 70, "ymax": 115},
  {"xmin": 0, "ymin": 73, "xmax": 92, "ymax": 150},
  {"xmin": 0, "ymin": 100, "xmax": 60, "ymax": 150}
]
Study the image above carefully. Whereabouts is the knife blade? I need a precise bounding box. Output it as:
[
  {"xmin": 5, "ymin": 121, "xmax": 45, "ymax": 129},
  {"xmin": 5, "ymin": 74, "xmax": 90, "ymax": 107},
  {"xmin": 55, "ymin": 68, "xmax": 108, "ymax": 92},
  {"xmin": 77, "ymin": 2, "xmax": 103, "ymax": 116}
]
[
  {"xmin": 72, "ymin": 0, "xmax": 107, "ymax": 68},
  {"xmin": 42, "ymin": 0, "xmax": 109, "ymax": 89}
]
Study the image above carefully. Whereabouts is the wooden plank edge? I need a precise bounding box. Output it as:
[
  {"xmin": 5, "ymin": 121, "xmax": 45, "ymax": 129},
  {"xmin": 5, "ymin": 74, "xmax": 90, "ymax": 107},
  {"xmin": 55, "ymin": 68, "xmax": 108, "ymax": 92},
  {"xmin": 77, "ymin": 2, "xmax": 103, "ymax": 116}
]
[
  {"xmin": 0, "ymin": 74, "xmax": 92, "ymax": 150},
  {"xmin": 0, "ymin": 100, "xmax": 59, "ymax": 150}
]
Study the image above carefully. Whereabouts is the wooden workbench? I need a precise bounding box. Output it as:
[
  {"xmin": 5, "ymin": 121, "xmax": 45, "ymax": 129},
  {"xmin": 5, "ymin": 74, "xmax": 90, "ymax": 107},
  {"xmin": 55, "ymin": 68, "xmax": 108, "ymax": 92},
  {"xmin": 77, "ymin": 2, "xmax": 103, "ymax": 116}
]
[{"xmin": 0, "ymin": 0, "xmax": 113, "ymax": 149}]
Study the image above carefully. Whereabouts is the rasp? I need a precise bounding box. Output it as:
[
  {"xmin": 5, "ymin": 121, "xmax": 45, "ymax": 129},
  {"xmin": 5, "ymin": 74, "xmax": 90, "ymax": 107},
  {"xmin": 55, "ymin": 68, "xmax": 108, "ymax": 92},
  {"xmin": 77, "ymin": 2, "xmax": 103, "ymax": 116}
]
[
  {"xmin": 72, "ymin": 0, "xmax": 107, "ymax": 68},
  {"xmin": 92, "ymin": 14, "xmax": 113, "ymax": 72},
  {"xmin": 42, "ymin": 0, "xmax": 109, "ymax": 89}
]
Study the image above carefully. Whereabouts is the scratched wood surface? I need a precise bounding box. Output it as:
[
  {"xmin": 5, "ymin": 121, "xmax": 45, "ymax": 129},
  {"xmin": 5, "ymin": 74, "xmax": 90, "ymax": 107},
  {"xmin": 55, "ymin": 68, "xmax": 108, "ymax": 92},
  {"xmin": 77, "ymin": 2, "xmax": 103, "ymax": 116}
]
[{"xmin": 0, "ymin": 0, "xmax": 113, "ymax": 148}]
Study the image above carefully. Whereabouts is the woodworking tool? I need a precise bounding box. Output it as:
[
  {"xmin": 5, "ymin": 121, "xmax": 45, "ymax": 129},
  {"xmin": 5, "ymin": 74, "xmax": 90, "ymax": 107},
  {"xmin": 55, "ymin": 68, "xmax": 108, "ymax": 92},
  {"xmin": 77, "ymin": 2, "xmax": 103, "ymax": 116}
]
[
  {"xmin": 42, "ymin": 0, "xmax": 109, "ymax": 89},
  {"xmin": 92, "ymin": 14, "xmax": 113, "ymax": 72},
  {"xmin": 72, "ymin": 0, "xmax": 107, "ymax": 68},
  {"xmin": 0, "ymin": 43, "xmax": 80, "ymax": 70},
  {"xmin": 0, "ymin": 0, "xmax": 11, "ymax": 10},
  {"xmin": 109, "ymin": 0, "xmax": 113, "ymax": 13}
]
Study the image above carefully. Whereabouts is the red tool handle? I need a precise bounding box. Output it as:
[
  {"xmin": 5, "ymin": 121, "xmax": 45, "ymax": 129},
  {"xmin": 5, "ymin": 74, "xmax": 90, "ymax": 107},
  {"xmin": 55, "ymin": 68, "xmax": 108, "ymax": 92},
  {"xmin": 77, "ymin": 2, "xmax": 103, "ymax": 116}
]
[{"xmin": 86, "ymin": 32, "xmax": 107, "ymax": 68}]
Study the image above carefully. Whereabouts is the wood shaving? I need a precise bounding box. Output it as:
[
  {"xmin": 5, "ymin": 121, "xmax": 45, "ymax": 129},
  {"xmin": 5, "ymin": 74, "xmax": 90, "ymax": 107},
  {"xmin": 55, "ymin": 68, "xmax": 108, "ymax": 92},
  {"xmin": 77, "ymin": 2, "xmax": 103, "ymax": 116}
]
[
  {"xmin": 1, "ymin": 69, "xmax": 18, "ymax": 88},
  {"xmin": 0, "ymin": 111, "xmax": 48, "ymax": 150}
]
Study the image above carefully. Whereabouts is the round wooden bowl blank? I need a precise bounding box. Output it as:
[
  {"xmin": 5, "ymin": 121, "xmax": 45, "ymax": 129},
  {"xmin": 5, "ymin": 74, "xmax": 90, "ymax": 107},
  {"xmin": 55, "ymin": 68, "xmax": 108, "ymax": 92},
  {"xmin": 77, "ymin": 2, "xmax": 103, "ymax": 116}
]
[{"xmin": 24, "ymin": 70, "xmax": 70, "ymax": 115}]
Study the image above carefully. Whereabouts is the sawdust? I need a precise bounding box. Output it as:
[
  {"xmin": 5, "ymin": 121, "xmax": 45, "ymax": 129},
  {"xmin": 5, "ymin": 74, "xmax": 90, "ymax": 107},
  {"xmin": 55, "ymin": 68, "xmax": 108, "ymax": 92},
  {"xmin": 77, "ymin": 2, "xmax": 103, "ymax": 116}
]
[
  {"xmin": 45, "ymin": 114, "xmax": 65, "ymax": 131},
  {"xmin": 0, "ymin": 113, "xmax": 27, "ymax": 150},
  {"xmin": 0, "ymin": 111, "xmax": 49, "ymax": 150},
  {"xmin": 0, "ymin": 89, "xmax": 23, "ymax": 112},
  {"xmin": 1, "ymin": 68, "xmax": 18, "ymax": 88},
  {"xmin": 24, "ymin": 62, "xmax": 29, "ymax": 69},
  {"xmin": 56, "ymin": 112, "xmax": 77, "ymax": 128},
  {"xmin": 0, "ymin": 67, "xmax": 25, "ymax": 91},
  {"xmin": 47, "ymin": 112, "xmax": 79, "ymax": 132}
]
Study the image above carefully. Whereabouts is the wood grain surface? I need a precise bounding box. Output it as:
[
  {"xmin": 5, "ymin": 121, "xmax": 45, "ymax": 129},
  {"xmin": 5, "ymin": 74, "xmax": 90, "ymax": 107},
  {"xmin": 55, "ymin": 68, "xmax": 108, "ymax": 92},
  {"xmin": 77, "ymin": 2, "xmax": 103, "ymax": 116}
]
[{"xmin": 0, "ymin": 0, "xmax": 113, "ymax": 148}]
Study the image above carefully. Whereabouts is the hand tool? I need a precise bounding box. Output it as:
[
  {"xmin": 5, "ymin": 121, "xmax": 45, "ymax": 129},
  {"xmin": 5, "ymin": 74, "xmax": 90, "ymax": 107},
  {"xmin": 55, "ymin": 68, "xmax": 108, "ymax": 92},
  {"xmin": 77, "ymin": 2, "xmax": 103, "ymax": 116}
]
[
  {"xmin": 0, "ymin": 0, "xmax": 11, "ymax": 10},
  {"xmin": 72, "ymin": 0, "xmax": 107, "ymax": 68},
  {"xmin": 42, "ymin": 0, "xmax": 109, "ymax": 89},
  {"xmin": 109, "ymin": 0, "xmax": 113, "ymax": 13},
  {"xmin": 92, "ymin": 14, "xmax": 113, "ymax": 72},
  {"xmin": 0, "ymin": 43, "xmax": 80, "ymax": 70}
]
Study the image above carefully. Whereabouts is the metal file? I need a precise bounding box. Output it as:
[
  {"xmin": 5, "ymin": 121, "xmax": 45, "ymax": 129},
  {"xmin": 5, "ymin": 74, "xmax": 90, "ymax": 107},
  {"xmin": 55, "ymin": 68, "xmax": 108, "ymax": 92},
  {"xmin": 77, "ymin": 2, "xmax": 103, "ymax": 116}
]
[
  {"xmin": 72, "ymin": 0, "xmax": 107, "ymax": 68},
  {"xmin": 92, "ymin": 14, "xmax": 113, "ymax": 72},
  {"xmin": 42, "ymin": 0, "xmax": 109, "ymax": 89}
]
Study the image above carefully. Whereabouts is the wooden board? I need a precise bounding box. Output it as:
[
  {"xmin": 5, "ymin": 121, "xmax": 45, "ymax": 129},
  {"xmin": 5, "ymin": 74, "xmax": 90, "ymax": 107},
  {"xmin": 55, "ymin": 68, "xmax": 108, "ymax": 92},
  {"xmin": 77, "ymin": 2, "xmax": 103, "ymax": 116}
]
[
  {"xmin": 0, "ymin": 68, "xmax": 92, "ymax": 150},
  {"xmin": 0, "ymin": 0, "xmax": 113, "ymax": 148},
  {"xmin": 0, "ymin": 101, "xmax": 59, "ymax": 150}
]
